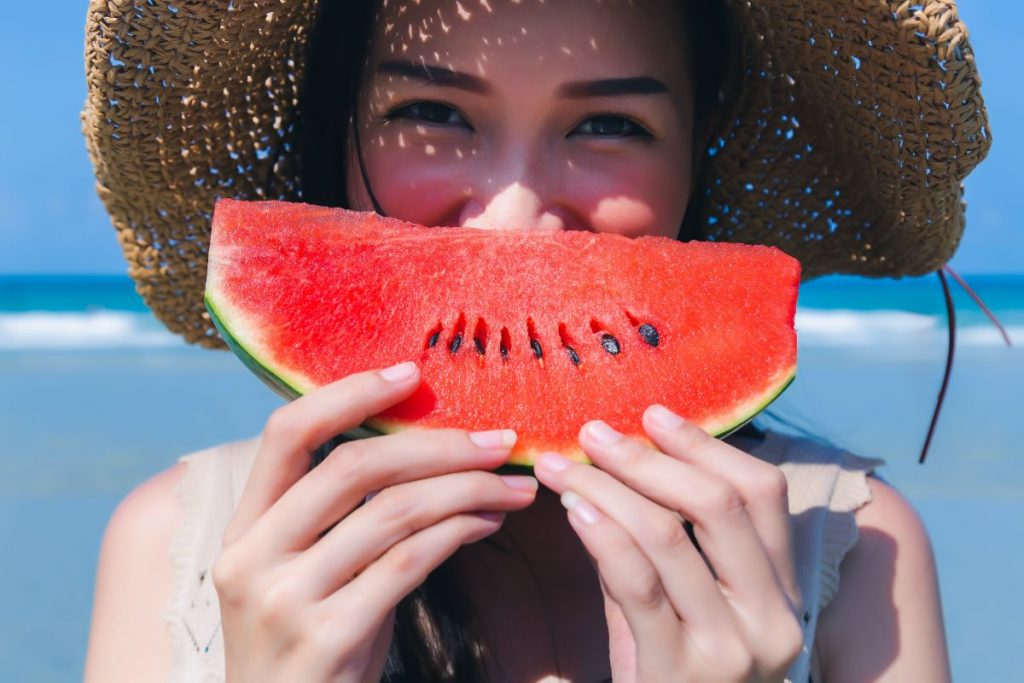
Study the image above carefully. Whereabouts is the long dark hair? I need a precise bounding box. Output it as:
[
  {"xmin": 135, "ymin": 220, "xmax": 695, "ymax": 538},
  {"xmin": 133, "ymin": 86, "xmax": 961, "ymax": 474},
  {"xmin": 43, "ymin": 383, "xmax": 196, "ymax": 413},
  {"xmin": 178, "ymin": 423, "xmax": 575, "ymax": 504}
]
[{"xmin": 299, "ymin": 2, "xmax": 746, "ymax": 680}]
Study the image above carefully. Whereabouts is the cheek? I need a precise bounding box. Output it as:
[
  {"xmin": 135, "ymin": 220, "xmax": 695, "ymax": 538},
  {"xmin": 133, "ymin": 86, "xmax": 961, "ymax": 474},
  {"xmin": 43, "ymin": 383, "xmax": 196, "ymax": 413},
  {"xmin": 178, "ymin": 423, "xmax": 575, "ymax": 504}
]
[
  {"xmin": 576, "ymin": 156, "xmax": 691, "ymax": 239},
  {"xmin": 348, "ymin": 129, "xmax": 474, "ymax": 225}
]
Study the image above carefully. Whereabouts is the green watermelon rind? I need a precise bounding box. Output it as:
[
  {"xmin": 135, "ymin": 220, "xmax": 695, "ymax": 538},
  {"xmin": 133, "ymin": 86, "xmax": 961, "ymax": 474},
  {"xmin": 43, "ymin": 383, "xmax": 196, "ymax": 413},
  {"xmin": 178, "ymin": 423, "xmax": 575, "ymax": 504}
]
[{"xmin": 206, "ymin": 293, "xmax": 795, "ymax": 462}]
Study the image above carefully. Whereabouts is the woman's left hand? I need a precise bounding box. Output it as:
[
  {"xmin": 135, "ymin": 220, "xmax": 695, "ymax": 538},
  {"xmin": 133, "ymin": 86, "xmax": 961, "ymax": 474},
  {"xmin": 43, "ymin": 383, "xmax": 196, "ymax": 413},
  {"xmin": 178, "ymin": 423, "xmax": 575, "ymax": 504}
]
[{"xmin": 533, "ymin": 405, "xmax": 805, "ymax": 683}]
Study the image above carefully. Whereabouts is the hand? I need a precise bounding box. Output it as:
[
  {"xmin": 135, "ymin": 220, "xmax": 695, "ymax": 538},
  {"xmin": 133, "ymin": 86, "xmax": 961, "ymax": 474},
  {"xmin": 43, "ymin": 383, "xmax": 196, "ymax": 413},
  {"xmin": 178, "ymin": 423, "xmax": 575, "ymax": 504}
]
[
  {"xmin": 211, "ymin": 362, "xmax": 538, "ymax": 682},
  {"xmin": 534, "ymin": 405, "xmax": 804, "ymax": 683}
]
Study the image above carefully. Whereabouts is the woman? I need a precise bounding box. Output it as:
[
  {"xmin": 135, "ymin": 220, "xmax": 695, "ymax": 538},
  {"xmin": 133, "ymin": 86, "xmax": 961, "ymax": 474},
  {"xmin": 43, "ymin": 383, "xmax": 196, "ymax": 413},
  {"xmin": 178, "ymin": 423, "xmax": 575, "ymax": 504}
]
[{"xmin": 82, "ymin": 0, "xmax": 988, "ymax": 680}]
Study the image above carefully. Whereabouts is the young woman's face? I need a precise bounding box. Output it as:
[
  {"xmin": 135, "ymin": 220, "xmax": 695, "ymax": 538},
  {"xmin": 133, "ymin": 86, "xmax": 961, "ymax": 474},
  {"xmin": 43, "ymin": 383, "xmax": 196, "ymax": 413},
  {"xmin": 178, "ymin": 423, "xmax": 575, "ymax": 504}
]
[{"xmin": 345, "ymin": 0, "xmax": 696, "ymax": 238}]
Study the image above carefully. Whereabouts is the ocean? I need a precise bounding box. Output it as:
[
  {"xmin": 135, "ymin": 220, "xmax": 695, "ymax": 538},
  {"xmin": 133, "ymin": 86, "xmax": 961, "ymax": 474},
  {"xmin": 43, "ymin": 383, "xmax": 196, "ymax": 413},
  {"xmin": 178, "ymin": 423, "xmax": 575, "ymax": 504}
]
[{"xmin": 1, "ymin": 273, "xmax": 1022, "ymax": 681}]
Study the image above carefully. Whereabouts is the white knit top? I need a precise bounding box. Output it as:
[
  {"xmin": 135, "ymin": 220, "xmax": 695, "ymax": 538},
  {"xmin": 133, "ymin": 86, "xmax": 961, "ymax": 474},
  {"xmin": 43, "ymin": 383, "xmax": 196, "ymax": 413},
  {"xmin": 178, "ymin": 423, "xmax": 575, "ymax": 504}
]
[{"xmin": 163, "ymin": 429, "xmax": 881, "ymax": 682}]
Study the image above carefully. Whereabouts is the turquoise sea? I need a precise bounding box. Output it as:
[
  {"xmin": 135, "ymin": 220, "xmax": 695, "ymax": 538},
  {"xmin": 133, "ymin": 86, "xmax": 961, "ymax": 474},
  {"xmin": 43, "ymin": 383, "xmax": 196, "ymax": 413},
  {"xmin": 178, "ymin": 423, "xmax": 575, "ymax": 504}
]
[{"xmin": 1, "ymin": 274, "xmax": 1022, "ymax": 681}]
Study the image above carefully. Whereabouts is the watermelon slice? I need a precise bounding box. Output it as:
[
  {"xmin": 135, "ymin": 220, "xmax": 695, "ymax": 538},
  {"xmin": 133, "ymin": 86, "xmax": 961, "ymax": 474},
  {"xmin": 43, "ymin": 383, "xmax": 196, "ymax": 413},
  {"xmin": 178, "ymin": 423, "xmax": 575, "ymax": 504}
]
[{"xmin": 205, "ymin": 199, "xmax": 799, "ymax": 466}]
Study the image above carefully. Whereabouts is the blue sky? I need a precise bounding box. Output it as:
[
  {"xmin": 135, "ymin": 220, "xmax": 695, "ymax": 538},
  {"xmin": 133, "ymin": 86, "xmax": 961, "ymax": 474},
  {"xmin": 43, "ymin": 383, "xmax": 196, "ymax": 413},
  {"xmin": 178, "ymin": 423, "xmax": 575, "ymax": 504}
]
[{"xmin": 0, "ymin": 1, "xmax": 1019, "ymax": 275}]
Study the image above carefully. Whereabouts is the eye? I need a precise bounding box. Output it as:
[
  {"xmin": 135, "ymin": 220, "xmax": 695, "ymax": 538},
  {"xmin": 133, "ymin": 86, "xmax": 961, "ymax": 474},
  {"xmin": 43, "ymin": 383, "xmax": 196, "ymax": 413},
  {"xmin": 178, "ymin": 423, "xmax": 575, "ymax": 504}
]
[
  {"xmin": 571, "ymin": 114, "xmax": 651, "ymax": 138},
  {"xmin": 384, "ymin": 101, "xmax": 472, "ymax": 130}
]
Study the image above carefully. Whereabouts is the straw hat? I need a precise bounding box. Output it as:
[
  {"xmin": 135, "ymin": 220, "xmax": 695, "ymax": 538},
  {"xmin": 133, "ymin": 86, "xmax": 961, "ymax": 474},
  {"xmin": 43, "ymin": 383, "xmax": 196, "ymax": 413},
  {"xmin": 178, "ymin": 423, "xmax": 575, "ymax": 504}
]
[{"xmin": 83, "ymin": 0, "xmax": 991, "ymax": 349}]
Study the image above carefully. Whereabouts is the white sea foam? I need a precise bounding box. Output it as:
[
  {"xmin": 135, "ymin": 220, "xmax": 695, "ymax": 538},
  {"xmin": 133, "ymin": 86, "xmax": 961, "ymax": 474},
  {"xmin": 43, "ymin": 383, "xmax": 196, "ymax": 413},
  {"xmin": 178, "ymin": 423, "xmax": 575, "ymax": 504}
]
[
  {"xmin": 0, "ymin": 311, "xmax": 181, "ymax": 350},
  {"xmin": 0, "ymin": 309, "xmax": 1018, "ymax": 351},
  {"xmin": 795, "ymin": 309, "xmax": 1022, "ymax": 347}
]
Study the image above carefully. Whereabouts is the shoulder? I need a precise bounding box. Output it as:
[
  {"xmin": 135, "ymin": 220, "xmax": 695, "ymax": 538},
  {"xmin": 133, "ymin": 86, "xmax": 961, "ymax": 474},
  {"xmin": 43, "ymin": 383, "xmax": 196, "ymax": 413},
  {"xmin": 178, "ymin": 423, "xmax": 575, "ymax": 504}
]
[
  {"xmin": 83, "ymin": 461, "xmax": 189, "ymax": 683},
  {"xmin": 814, "ymin": 475, "xmax": 951, "ymax": 682}
]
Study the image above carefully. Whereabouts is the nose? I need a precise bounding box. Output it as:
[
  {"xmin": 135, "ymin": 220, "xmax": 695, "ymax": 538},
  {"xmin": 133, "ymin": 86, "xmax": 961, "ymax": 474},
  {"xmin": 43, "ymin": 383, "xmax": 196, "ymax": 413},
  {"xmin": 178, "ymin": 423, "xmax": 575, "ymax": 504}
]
[{"xmin": 457, "ymin": 181, "xmax": 569, "ymax": 232}]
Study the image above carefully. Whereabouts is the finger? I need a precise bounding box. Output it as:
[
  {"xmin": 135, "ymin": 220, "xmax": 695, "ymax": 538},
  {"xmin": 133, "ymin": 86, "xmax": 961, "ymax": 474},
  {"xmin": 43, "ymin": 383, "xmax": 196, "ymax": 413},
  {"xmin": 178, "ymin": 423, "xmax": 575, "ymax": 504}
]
[
  {"xmin": 227, "ymin": 362, "xmax": 422, "ymax": 545},
  {"xmin": 642, "ymin": 406, "xmax": 801, "ymax": 612},
  {"xmin": 535, "ymin": 452, "xmax": 731, "ymax": 632},
  {"xmin": 574, "ymin": 422, "xmax": 790, "ymax": 619},
  {"xmin": 286, "ymin": 470, "xmax": 537, "ymax": 599},
  {"xmin": 557, "ymin": 489, "xmax": 684, "ymax": 672},
  {"xmin": 316, "ymin": 512, "xmax": 506, "ymax": 647},
  {"xmin": 251, "ymin": 427, "xmax": 518, "ymax": 554}
]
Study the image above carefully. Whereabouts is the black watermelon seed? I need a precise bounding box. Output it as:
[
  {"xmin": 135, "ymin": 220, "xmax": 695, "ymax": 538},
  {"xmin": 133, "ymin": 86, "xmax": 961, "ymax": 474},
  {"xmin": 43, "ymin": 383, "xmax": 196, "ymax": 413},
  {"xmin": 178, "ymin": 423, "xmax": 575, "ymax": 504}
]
[
  {"xmin": 428, "ymin": 331, "xmax": 440, "ymax": 348},
  {"xmin": 530, "ymin": 339, "xmax": 543, "ymax": 359},
  {"xmin": 449, "ymin": 333, "xmax": 463, "ymax": 353},
  {"xmin": 600, "ymin": 333, "xmax": 620, "ymax": 355},
  {"xmin": 565, "ymin": 346, "xmax": 580, "ymax": 366},
  {"xmin": 500, "ymin": 342, "xmax": 509, "ymax": 359},
  {"xmin": 474, "ymin": 338, "xmax": 485, "ymax": 355},
  {"xmin": 638, "ymin": 323, "xmax": 659, "ymax": 347}
]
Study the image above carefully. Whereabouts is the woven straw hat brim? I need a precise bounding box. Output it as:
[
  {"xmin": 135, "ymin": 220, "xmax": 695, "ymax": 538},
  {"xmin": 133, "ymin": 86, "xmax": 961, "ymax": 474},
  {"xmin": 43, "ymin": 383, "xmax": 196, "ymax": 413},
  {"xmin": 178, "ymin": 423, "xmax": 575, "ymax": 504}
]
[{"xmin": 83, "ymin": 0, "xmax": 991, "ymax": 349}]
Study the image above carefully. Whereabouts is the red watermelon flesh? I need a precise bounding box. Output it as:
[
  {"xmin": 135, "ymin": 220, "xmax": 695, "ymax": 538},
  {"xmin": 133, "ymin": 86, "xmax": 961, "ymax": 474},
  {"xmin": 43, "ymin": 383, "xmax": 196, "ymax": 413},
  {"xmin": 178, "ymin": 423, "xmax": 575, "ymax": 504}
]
[{"xmin": 205, "ymin": 199, "xmax": 799, "ymax": 466}]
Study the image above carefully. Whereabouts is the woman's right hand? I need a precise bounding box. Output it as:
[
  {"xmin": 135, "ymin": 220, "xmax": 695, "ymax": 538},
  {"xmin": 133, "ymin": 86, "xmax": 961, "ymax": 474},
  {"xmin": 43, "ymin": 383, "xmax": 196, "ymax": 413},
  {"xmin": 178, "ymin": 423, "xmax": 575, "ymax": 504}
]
[{"xmin": 212, "ymin": 361, "xmax": 537, "ymax": 682}]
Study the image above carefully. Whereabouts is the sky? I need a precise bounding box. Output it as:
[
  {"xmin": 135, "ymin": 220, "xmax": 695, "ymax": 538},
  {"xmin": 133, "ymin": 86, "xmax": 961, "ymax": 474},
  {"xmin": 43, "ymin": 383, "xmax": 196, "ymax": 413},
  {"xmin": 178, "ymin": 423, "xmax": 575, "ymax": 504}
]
[{"xmin": 0, "ymin": 1, "xmax": 1019, "ymax": 275}]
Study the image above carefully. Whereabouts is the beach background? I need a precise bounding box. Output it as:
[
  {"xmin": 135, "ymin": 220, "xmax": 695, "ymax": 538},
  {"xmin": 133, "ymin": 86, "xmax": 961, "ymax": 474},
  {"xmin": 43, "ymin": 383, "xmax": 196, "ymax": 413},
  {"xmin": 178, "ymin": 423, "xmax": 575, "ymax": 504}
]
[{"xmin": 2, "ymin": 1, "xmax": 1023, "ymax": 681}]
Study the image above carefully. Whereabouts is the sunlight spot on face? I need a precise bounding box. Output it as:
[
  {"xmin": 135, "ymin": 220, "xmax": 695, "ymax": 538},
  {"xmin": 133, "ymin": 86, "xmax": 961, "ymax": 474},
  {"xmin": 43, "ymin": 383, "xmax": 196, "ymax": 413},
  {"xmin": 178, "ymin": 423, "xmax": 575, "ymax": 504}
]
[
  {"xmin": 415, "ymin": 125, "xmax": 427, "ymax": 135},
  {"xmin": 455, "ymin": 148, "xmax": 464, "ymax": 158},
  {"xmin": 402, "ymin": 43, "xmax": 409, "ymax": 53},
  {"xmin": 386, "ymin": 89, "xmax": 395, "ymax": 101},
  {"xmin": 398, "ymin": 132, "xmax": 407, "ymax": 148},
  {"xmin": 419, "ymin": 29, "xmax": 431, "ymax": 41},
  {"xmin": 456, "ymin": 1, "xmax": 471, "ymax": 21},
  {"xmin": 476, "ymin": 57, "xmax": 487, "ymax": 76},
  {"xmin": 436, "ymin": 9, "xmax": 451, "ymax": 32},
  {"xmin": 521, "ymin": 26, "xmax": 528, "ymax": 35},
  {"xmin": 384, "ymin": 22, "xmax": 395, "ymax": 34},
  {"xmin": 425, "ymin": 144, "xmax": 437, "ymax": 156},
  {"xmin": 407, "ymin": 23, "xmax": 414, "ymax": 39},
  {"xmin": 482, "ymin": 36, "xmax": 490, "ymax": 46},
  {"xmin": 592, "ymin": 196, "xmax": 657, "ymax": 235},
  {"xmin": 479, "ymin": 0, "xmax": 493, "ymax": 12},
  {"xmin": 433, "ymin": 51, "xmax": 440, "ymax": 60},
  {"xmin": 377, "ymin": 136, "xmax": 385, "ymax": 146},
  {"xmin": 560, "ymin": 45, "xmax": 572, "ymax": 56},
  {"xmin": 590, "ymin": 37, "xmax": 598, "ymax": 50},
  {"xmin": 567, "ymin": 159, "xmax": 575, "ymax": 169}
]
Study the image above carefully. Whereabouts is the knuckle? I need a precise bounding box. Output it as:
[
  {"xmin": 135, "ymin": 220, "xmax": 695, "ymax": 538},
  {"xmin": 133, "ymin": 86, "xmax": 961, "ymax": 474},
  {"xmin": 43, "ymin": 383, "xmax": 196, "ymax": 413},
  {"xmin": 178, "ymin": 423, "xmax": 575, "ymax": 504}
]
[
  {"xmin": 211, "ymin": 550, "xmax": 248, "ymax": 604},
  {"xmin": 750, "ymin": 465, "xmax": 789, "ymax": 502},
  {"xmin": 383, "ymin": 542, "xmax": 420, "ymax": 576},
  {"xmin": 709, "ymin": 638, "xmax": 754, "ymax": 679},
  {"xmin": 676, "ymin": 419, "xmax": 712, "ymax": 451},
  {"xmin": 619, "ymin": 442, "xmax": 652, "ymax": 470},
  {"xmin": 373, "ymin": 488, "xmax": 416, "ymax": 528},
  {"xmin": 644, "ymin": 514, "xmax": 690, "ymax": 550},
  {"xmin": 263, "ymin": 404, "xmax": 301, "ymax": 441},
  {"xmin": 321, "ymin": 438, "xmax": 371, "ymax": 487},
  {"xmin": 770, "ymin": 616, "xmax": 805, "ymax": 671},
  {"xmin": 626, "ymin": 570, "xmax": 665, "ymax": 611},
  {"xmin": 692, "ymin": 480, "xmax": 744, "ymax": 519},
  {"xmin": 256, "ymin": 576, "xmax": 303, "ymax": 630}
]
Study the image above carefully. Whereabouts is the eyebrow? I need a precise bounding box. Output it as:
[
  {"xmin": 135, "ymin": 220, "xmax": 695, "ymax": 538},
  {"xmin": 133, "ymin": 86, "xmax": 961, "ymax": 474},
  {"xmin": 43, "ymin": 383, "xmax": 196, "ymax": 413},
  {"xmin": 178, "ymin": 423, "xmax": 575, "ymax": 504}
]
[{"xmin": 374, "ymin": 60, "xmax": 669, "ymax": 98}]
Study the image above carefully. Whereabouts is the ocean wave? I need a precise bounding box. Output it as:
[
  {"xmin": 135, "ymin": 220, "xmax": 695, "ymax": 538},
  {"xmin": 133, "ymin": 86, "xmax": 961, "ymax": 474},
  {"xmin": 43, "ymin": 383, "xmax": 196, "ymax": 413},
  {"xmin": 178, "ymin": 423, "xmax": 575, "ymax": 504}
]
[
  {"xmin": 796, "ymin": 309, "xmax": 1022, "ymax": 347},
  {"xmin": 0, "ymin": 309, "xmax": 1019, "ymax": 351},
  {"xmin": 0, "ymin": 311, "xmax": 181, "ymax": 350}
]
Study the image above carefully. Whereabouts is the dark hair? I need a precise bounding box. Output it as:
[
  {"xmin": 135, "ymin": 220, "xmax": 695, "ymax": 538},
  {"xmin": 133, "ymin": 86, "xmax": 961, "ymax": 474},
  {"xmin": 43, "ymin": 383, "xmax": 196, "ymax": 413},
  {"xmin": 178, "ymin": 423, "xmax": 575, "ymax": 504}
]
[{"xmin": 299, "ymin": 2, "xmax": 746, "ymax": 680}]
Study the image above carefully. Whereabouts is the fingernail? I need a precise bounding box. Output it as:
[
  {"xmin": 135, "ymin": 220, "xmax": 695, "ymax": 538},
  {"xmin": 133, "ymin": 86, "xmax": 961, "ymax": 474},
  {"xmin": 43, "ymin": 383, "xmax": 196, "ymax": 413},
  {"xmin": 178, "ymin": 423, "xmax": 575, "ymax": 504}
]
[
  {"xmin": 561, "ymin": 491, "xmax": 602, "ymax": 525},
  {"xmin": 500, "ymin": 475, "xmax": 538, "ymax": 492},
  {"xmin": 586, "ymin": 420, "xmax": 622, "ymax": 446},
  {"xmin": 648, "ymin": 404, "xmax": 685, "ymax": 430},
  {"xmin": 470, "ymin": 429, "xmax": 517, "ymax": 450},
  {"xmin": 379, "ymin": 361, "xmax": 417, "ymax": 382},
  {"xmin": 537, "ymin": 451, "xmax": 571, "ymax": 473}
]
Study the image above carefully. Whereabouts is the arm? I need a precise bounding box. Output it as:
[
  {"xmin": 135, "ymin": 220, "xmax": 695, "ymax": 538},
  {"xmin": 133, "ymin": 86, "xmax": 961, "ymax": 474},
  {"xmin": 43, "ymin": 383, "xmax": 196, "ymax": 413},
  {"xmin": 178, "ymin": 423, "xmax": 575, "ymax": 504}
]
[
  {"xmin": 815, "ymin": 476, "xmax": 951, "ymax": 682},
  {"xmin": 83, "ymin": 462, "xmax": 187, "ymax": 682}
]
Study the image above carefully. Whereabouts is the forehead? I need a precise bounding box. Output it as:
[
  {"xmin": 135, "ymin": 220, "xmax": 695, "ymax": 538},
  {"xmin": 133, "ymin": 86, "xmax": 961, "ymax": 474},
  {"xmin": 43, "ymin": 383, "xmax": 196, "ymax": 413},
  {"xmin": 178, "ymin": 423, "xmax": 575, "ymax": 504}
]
[{"xmin": 368, "ymin": 0, "xmax": 690, "ymax": 83}]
